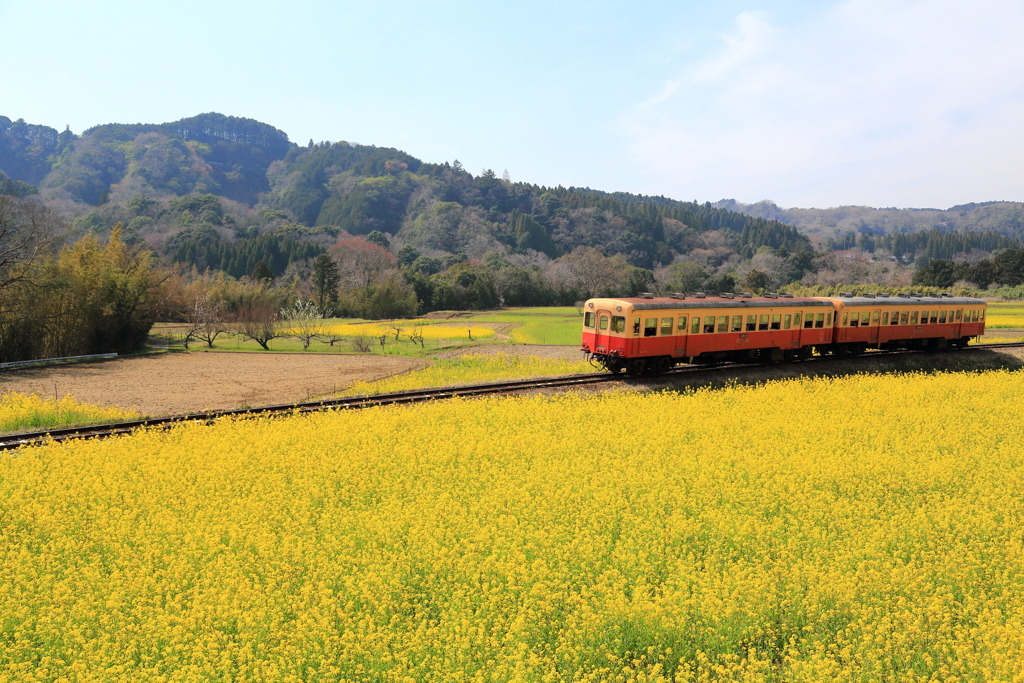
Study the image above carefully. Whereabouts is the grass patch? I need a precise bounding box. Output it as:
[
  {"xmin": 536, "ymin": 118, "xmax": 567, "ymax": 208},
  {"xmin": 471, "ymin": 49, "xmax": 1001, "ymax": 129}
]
[
  {"xmin": 0, "ymin": 392, "xmax": 140, "ymax": 435},
  {"xmin": 464, "ymin": 307, "xmax": 583, "ymax": 345},
  {"xmin": 509, "ymin": 319, "xmax": 584, "ymax": 344}
]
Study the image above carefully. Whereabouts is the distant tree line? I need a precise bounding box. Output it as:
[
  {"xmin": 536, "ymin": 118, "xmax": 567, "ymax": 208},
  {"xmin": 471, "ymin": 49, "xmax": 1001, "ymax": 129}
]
[
  {"xmin": 0, "ymin": 197, "xmax": 158, "ymax": 362},
  {"xmin": 912, "ymin": 249, "xmax": 1024, "ymax": 288}
]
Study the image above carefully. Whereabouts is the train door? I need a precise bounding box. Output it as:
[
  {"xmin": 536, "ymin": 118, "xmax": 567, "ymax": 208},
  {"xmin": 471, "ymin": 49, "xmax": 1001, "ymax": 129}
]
[
  {"xmin": 629, "ymin": 315, "xmax": 641, "ymax": 354},
  {"xmin": 783, "ymin": 310, "xmax": 799, "ymax": 349},
  {"xmin": 867, "ymin": 309, "xmax": 881, "ymax": 345},
  {"xmin": 953, "ymin": 309, "xmax": 962, "ymax": 338},
  {"xmin": 593, "ymin": 309, "xmax": 613, "ymax": 353}
]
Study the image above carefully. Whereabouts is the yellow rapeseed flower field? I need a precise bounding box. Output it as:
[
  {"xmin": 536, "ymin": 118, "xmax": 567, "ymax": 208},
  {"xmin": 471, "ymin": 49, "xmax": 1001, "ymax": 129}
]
[
  {"xmin": 342, "ymin": 353, "xmax": 594, "ymax": 395},
  {"xmin": 983, "ymin": 303, "xmax": 1024, "ymax": 329},
  {"xmin": 3, "ymin": 371, "xmax": 1024, "ymax": 681},
  {"xmin": 0, "ymin": 392, "xmax": 139, "ymax": 434}
]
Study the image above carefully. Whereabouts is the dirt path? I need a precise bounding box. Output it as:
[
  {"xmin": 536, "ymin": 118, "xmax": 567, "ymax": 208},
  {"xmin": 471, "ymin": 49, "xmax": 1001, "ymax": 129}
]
[{"xmin": 0, "ymin": 352, "xmax": 428, "ymax": 417}]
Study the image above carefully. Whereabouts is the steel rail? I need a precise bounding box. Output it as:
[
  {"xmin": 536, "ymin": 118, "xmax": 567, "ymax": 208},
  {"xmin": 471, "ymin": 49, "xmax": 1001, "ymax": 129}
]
[{"xmin": 3, "ymin": 340, "xmax": 1023, "ymax": 451}]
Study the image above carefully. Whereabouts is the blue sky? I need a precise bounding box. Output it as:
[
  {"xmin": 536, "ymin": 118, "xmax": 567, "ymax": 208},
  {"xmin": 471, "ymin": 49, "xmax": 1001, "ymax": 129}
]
[{"xmin": 2, "ymin": 0, "xmax": 1022, "ymax": 209}]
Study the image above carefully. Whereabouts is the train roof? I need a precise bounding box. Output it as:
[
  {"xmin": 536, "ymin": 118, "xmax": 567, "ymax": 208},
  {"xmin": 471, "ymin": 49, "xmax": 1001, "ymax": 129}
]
[
  {"xmin": 597, "ymin": 296, "xmax": 832, "ymax": 310},
  {"xmin": 822, "ymin": 295, "xmax": 986, "ymax": 307},
  {"xmin": 588, "ymin": 293, "xmax": 987, "ymax": 311}
]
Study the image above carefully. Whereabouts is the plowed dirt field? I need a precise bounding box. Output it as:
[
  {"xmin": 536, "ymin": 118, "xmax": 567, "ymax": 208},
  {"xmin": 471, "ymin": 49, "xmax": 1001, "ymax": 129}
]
[{"xmin": 0, "ymin": 352, "xmax": 427, "ymax": 417}]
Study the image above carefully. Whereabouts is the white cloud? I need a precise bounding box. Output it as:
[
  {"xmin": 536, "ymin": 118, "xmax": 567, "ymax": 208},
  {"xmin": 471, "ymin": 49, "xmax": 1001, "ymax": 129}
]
[{"xmin": 619, "ymin": 0, "xmax": 1024, "ymax": 208}]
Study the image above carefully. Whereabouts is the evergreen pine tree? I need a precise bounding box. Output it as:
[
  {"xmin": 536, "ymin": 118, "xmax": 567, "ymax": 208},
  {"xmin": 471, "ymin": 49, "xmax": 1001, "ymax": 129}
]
[{"xmin": 251, "ymin": 260, "xmax": 274, "ymax": 282}]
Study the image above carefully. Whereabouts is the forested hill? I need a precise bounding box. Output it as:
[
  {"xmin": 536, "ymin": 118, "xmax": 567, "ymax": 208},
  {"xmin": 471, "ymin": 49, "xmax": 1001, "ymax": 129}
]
[
  {"xmin": 716, "ymin": 199, "xmax": 1024, "ymax": 246},
  {"xmin": 0, "ymin": 112, "xmax": 812, "ymax": 274},
  {"xmin": 2, "ymin": 113, "xmax": 292, "ymax": 206},
  {"xmin": 3, "ymin": 111, "xmax": 1022, "ymax": 286}
]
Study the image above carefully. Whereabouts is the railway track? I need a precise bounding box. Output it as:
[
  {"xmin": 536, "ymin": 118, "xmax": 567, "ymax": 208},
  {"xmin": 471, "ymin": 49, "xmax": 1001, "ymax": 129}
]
[{"xmin": 3, "ymin": 341, "xmax": 1024, "ymax": 451}]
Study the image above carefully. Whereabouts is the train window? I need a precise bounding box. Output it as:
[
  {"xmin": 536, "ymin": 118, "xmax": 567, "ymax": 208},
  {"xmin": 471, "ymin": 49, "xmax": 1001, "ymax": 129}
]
[
  {"xmin": 794, "ymin": 312, "xmax": 802, "ymax": 327},
  {"xmin": 981, "ymin": 309, "xmax": 985, "ymax": 321},
  {"xmin": 872, "ymin": 311, "xmax": 879, "ymax": 323},
  {"xmin": 955, "ymin": 310, "xmax": 962, "ymax": 321},
  {"xmin": 746, "ymin": 315, "xmax": 756, "ymax": 332},
  {"xmin": 691, "ymin": 317, "xmax": 701, "ymax": 334},
  {"xmin": 815, "ymin": 313, "xmax": 825, "ymax": 328},
  {"xmin": 678, "ymin": 316, "xmax": 687, "ymax": 331},
  {"xmin": 758, "ymin": 315, "xmax": 769, "ymax": 331},
  {"xmin": 910, "ymin": 311, "xmax": 919, "ymax": 324},
  {"xmin": 882, "ymin": 312, "xmax": 889, "ymax": 325},
  {"xmin": 599, "ymin": 315, "xmax": 608, "ymax": 330},
  {"xmin": 803, "ymin": 314, "xmax": 814, "ymax": 329},
  {"xmin": 611, "ymin": 316, "xmax": 626, "ymax": 333},
  {"xmin": 826, "ymin": 313, "xmax": 832, "ymax": 325},
  {"xmin": 930, "ymin": 311, "xmax": 938, "ymax": 324},
  {"xmin": 850, "ymin": 312, "xmax": 859, "ymax": 327},
  {"xmin": 731, "ymin": 315, "xmax": 742, "ymax": 332},
  {"xmin": 661, "ymin": 317, "xmax": 673, "ymax": 335},
  {"xmin": 633, "ymin": 318, "xmax": 641, "ymax": 335},
  {"xmin": 971, "ymin": 310, "xmax": 978, "ymax": 322},
  {"xmin": 939, "ymin": 311, "xmax": 946, "ymax": 324},
  {"xmin": 771, "ymin": 314, "xmax": 781, "ymax": 330},
  {"xmin": 784, "ymin": 314, "xmax": 792, "ymax": 330},
  {"xmin": 703, "ymin": 316, "xmax": 716, "ymax": 334},
  {"xmin": 716, "ymin": 316, "xmax": 728, "ymax": 333},
  {"xmin": 644, "ymin": 318, "xmax": 657, "ymax": 337},
  {"xmin": 584, "ymin": 312, "xmax": 595, "ymax": 328},
  {"xmin": 900, "ymin": 312, "xmax": 908, "ymax": 324},
  {"xmin": 842, "ymin": 312, "xmax": 848, "ymax": 326}
]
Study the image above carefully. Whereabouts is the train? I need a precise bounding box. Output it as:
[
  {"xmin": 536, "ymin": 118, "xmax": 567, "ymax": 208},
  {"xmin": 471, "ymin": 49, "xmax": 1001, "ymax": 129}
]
[{"xmin": 580, "ymin": 291, "xmax": 988, "ymax": 375}]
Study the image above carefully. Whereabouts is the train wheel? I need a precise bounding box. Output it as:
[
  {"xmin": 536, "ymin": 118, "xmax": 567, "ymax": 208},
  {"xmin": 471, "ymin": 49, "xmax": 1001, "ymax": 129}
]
[
  {"xmin": 626, "ymin": 359, "xmax": 645, "ymax": 376},
  {"xmin": 648, "ymin": 358, "xmax": 671, "ymax": 375}
]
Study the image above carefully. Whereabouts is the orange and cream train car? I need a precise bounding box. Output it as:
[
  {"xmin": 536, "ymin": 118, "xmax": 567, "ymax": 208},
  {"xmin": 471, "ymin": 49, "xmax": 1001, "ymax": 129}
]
[{"xmin": 580, "ymin": 292, "xmax": 987, "ymax": 375}]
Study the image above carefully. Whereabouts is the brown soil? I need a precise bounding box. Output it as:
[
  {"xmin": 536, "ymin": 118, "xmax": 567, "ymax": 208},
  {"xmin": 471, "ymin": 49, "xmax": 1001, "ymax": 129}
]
[{"xmin": 0, "ymin": 352, "xmax": 427, "ymax": 417}]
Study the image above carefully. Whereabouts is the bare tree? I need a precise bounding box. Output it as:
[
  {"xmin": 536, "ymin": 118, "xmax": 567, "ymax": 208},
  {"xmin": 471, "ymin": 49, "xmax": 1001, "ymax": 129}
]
[
  {"xmin": 350, "ymin": 335, "xmax": 373, "ymax": 353},
  {"xmin": 185, "ymin": 294, "xmax": 227, "ymax": 349},
  {"xmin": 407, "ymin": 326, "xmax": 425, "ymax": 348},
  {"xmin": 320, "ymin": 333, "xmax": 344, "ymax": 347},
  {"xmin": 236, "ymin": 301, "xmax": 279, "ymax": 350},
  {"xmin": 182, "ymin": 318, "xmax": 200, "ymax": 350},
  {"xmin": 280, "ymin": 300, "xmax": 325, "ymax": 350},
  {"xmin": 0, "ymin": 196, "xmax": 63, "ymax": 294},
  {"xmin": 561, "ymin": 246, "xmax": 629, "ymax": 298},
  {"xmin": 389, "ymin": 324, "xmax": 404, "ymax": 341}
]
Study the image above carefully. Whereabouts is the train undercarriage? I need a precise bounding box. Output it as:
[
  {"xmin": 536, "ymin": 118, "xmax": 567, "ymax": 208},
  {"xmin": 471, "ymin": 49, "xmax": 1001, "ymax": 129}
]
[{"xmin": 587, "ymin": 335, "xmax": 976, "ymax": 377}]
